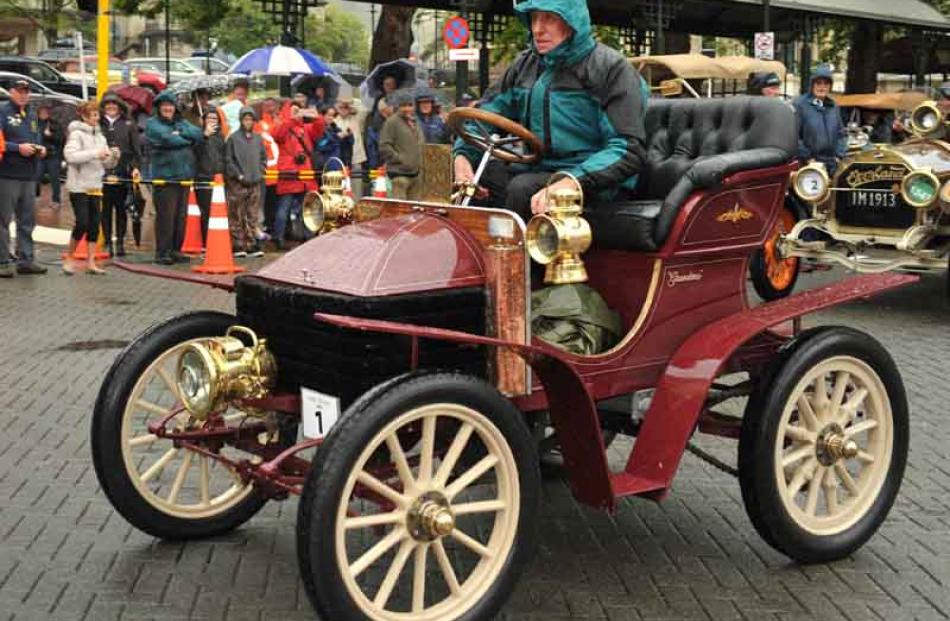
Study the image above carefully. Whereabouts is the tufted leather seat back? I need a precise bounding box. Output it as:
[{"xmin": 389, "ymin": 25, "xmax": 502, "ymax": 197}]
[{"xmin": 639, "ymin": 96, "xmax": 797, "ymax": 201}]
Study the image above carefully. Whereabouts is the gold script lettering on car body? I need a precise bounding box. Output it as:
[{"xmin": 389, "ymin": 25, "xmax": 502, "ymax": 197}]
[
  {"xmin": 845, "ymin": 165, "xmax": 906, "ymax": 188},
  {"xmin": 716, "ymin": 203, "xmax": 754, "ymax": 224}
]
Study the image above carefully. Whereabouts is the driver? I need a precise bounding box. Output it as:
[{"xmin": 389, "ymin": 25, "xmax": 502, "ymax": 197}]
[{"xmin": 453, "ymin": 0, "xmax": 647, "ymax": 221}]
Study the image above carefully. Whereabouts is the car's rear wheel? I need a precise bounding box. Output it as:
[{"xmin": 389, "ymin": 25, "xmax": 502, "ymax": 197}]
[
  {"xmin": 91, "ymin": 311, "xmax": 294, "ymax": 540},
  {"xmin": 297, "ymin": 372, "xmax": 540, "ymax": 621},
  {"xmin": 739, "ymin": 327, "xmax": 908, "ymax": 563},
  {"xmin": 750, "ymin": 204, "xmax": 800, "ymax": 301}
]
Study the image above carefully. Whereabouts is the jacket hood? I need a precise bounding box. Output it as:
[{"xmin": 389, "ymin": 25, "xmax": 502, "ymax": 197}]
[
  {"xmin": 239, "ymin": 105, "xmax": 258, "ymax": 121},
  {"xmin": 68, "ymin": 119, "xmax": 96, "ymax": 135},
  {"xmin": 514, "ymin": 0, "xmax": 596, "ymax": 67},
  {"xmin": 810, "ymin": 65, "xmax": 834, "ymax": 87},
  {"xmin": 152, "ymin": 91, "xmax": 180, "ymax": 119},
  {"xmin": 99, "ymin": 92, "xmax": 129, "ymax": 117}
]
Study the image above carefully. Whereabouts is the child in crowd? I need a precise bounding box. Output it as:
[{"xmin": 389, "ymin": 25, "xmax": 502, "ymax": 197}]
[{"xmin": 224, "ymin": 107, "xmax": 267, "ymax": 257}]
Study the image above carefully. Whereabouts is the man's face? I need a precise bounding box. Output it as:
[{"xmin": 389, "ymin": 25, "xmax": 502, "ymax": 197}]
[
  {"xmin": 315, "ymin": 86, "xmax": 326, "ymax": 100},
  {"xmin": 398, "ymin": 102, "xmax": 414, "ymax": 119},
  {"xmin": 10, "ymin": 86, "xmax": 29, "ymax": 108},
  {"xmin": 337, "ymin": 102, "xmax": 352, "ymax": 117},
  {"xmin": 38, "ymin": 107, "xmax": 50, "ymax": 120},
  {"xmin": 159, "ymin": 101, "xmax": 176, "ymax": 120},
  {"xmin": 263, "ymin": 99, "xmax": 277, "ymax": 116},
  {"xmin": 383, "ymin": 77, "xmax": 397, "ymax": 93},
  {"xmin": 762, "ymin": 85, "xmax": 781, "ymax": 98},
  {"xmin": 530, "ymin": 11, "xmax": 572, "ymax": 55},
  {"xmin": 812, "ymin": 78, "xmax": 831, "ymax": 100},
  {"xmin": 418, "ymin": 99, "xmax": 433, "ymax": 115},
  {"xmin": 234, "ymin": 85, "xmax": 248, "ymax": 103},
  {"xmin": 241, "ymin": 114, "xmax": 254, "ymax": 132},
  {"xmin": 104, "ymin": 102, "xmax": 120, "ymax": 117},
  {"xmin": 324, "ymin": 108, "xmax": 337, "ymax": 123},
  {"xmin": 293, "ymin": 93, "xmax": 308, "ymax": 108}
]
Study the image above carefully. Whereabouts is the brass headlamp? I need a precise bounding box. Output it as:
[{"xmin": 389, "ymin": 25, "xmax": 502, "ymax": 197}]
[
  {"xmin": 909, "ymin": 101, "xmax": 945, "ymax": 138},
  {"xmin": 525, "ymin": 175, "xmax": 592, "ymax": 284},
  {"xmin": 302, "ymin": 161, "xmax": 355, "ymax": 234},
  {"xmin": 176, "ymin": 326, "xmax": 276, "ymax": 419}
]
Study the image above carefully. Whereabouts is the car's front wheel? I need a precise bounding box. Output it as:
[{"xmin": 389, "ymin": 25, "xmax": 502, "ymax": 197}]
[
  {"xmin": 297, "ymin": 372, "xmax": 540, "ymax": 621},
  {"xmin": 739, "ymin": 327, "xmax": 908, "ymax": 563}
]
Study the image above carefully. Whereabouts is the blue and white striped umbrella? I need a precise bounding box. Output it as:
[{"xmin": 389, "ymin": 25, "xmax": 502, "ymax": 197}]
[{"xmin": 228, "ymin": 45, "xmax": 339, "ymax": 77}]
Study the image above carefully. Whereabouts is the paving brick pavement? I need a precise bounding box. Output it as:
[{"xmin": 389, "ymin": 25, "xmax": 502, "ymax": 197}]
[{"xmin": 0, "ymin": 247, "xmax": 948, "ymax": 621}]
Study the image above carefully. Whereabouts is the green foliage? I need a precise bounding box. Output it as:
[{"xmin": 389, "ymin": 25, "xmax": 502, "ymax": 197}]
[
  {"xmin": 491, "ymin": 17, "xmax": 527, "ymax": 66},
  {"xmin": 209, "ymin": 0, "xmax": 279, "ymax": 56},
  {"xmin": 304, "ymin": 3, "xmax": 369, "ymax": 66}
]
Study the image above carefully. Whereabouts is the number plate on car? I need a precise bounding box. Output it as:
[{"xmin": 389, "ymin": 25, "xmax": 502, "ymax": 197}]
[{"xmin": 301, "ymin": 387, "xmax": 341, "ymax": 439}]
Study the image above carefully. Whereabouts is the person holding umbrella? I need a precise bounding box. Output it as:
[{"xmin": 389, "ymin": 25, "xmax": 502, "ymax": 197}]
[{"xmin": 99, "ymin": 92, "xmax": 141, "ymax": 257}]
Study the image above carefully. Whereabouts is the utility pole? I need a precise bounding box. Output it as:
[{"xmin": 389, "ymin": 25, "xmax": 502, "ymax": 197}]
[
  {"xmin": 164, "ymin": 0, "xmax": 170, "ymax": 84},
  {"xmin": 763, "ymin": 0, "xmax": 770, "ymax": 32},
  {"xmin": 97, "ymin": 0, "xmax": 109, "ymax": 101}
]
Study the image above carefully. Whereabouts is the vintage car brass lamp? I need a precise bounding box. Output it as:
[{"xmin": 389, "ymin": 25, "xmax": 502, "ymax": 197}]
[
  {"xmin": 302, "ymin": 168, "xmax": 355, "ymax": 234},
  {"xmin": 177, "ymin": 326, "xmax": 276, "ymax": 419},
  {"xmin": 525, "ymin": 181, "xmax": 592, "ymax": 284}
]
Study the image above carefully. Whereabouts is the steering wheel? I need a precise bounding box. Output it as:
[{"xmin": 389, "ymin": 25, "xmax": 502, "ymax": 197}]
[{"xmin": 447, "ymin": 107, "xmax": 543, "ymax": 165}]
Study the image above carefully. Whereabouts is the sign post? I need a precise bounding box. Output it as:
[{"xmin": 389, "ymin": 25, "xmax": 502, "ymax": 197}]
[
  {"xmin": 443, "ymin": 16, "xmax": 471, "ymax": 104},
  {"xmin": 97, "ymin": 0, "xmax": 110, "ymax": 101},
  {"xmin": 754, "ymin": 31, "xmax": 775, "ymax": 61}
]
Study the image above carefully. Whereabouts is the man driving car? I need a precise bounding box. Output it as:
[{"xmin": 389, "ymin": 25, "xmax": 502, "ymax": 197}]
[{"xmin": 453, "ymin": 0, "xmax": 647, "ymax": 221}]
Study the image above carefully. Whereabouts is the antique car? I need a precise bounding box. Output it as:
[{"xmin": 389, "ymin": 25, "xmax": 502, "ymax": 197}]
[
  {"xmin": 782, "ymin": 99, "xmax": 950, "ymax": 291},
  {"xmin": 836, "ymin": 91, "xmax": 928, "ymax": 151},
  {"xmin": 93, "ymin": 97, "xmax": 913, "ymax": 621}
]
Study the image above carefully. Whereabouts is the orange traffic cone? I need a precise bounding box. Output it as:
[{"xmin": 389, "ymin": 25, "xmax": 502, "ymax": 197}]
[
  {"xmin": 93, "ymin": 222, "xmax": 110, "ymax": 260},
  {"xmin": 193, "ymin": 175, "xmax": 245, "ymax": 274},
  {"xmin": 62, "ymin": 234, "xmax": 90, "ymax": 260},
  {"xmin": 180, "ymin": 188, "xmax": 203, "ymax": 255}
]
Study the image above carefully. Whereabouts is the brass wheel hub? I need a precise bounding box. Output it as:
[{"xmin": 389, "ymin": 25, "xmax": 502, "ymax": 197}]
[
  {"xmin": 816, "ymin": 423, "xmax": 859, "ymax": 466},
  {"xmin": 406, "ymin": 493, "xmax": 454, "ymax": 541}
]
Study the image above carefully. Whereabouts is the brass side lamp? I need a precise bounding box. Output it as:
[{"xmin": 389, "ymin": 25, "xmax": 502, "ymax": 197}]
[
  {"xmin": 302, "ymin": 160, "xmax": 355, "ymax": 234},
  {"xmin": 176, "ymin": 326, "xmax": 276, "ymax": 419},
  {"xmin": 909, "ymin": 101, "xmax": 946, "ymax": 138},
  {"xmin": 525, "ymin": 174, "xmax": 592, "ymax": 284}
]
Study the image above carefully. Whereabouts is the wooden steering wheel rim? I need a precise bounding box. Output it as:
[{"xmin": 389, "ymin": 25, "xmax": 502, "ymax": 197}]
[{"xmin": 447, "ymin": 107, "xmax": 543, "ymax": 165}]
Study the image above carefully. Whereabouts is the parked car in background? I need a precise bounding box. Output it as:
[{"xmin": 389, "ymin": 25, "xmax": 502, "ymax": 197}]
[
  {"xmin": 56, "ymin": 57, "xmax": 123, "ymax": 88},
  {"xmin": 0, "ymin": 72, "xmax": 82, "ymax": 104},
  {"xmin": 52, "ymin": 56, "xmax": 167, "ymax": 94},
  {"xmin": 0, "ymin": 56, "xmax": 91, "ymax": 98},
  {"xmin": 183, "ymin": 56, "xmax": 231, "ymax": 75},
  {"xmin": 125, "ymin": 57, "xmax": 200, "ymax": 83}
]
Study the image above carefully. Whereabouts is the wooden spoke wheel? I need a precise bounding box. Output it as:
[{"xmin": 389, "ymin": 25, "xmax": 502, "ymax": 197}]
[
  {"xmin": 92, "ymin": 312, "xmax": 293, "ymax": 540},
  {"xmin": 739, "ymin": 327, "xmax": 908, "ymax": 563},
  {"xmin": 750, "ymin": 203, "xmax": 800, "ymax": 301},
  {"xmin": 297, "ymin": 373, "xmax": 540, "ymax": 621}
]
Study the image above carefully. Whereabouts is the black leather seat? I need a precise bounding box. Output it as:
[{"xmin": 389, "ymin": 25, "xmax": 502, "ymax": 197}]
[{"xmin": 586, "ymin": 96, "xmax": 797, "ymax": 251}]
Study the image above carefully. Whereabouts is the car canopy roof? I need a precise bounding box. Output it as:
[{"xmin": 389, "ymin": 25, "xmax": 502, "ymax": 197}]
[
  {"xmin": 834, "ymin": 92, "xmax": 928, "ymax": 111},
  {"xmin": 631, "ymin": 54, "xmax": 787, "ymax": 83}
]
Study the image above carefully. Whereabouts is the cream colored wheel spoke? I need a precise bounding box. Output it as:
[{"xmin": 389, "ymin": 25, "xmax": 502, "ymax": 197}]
[
  {"xmin": 835, "ymin": 387, "xmax": 869, "ymax": 427},
  {"xmin": 166, "ymin": 451, "xmax": 193, "ymax": 504},
  {"xmin": 412, "ymin": 543, "xmax": 429, "ymax": 612},
  {"xmin": 432, "ymin": 538, "xmax": 461, "ymax": 596},
  {"xmin": 445, "ymin": 454, "xmax": 499, "ymax": 500},
  {"xmin": 433, "ymin": 423, "xmax": 474, "ymax": 487},
  {"xmin": 136, "ymin": 399, "xmax": 172, "ymax": 417},
  {"xmin": 828, "ymin": 371, "xmax": 850, "ymax": 416},
  {"xmin": 156, "ymin": 366, "xmax": 180, "ymax": 401},
  {"xmin": 796, "ymin": 395, "xmax": 820, "ymax": 430},
  {"xmin": 129, "ymin": 433, "xmax": 158, "ymax": 447},
  {"xmin": 141, "ymin": 447, "xmax": 178, "ymax": 483},
  {"xmin": 350, "ymin": 528, "xmax": 405, "ymax": 578},
  {"xmin": 814, "ymin": 374, "xmax": 829, "ymax": 412},
  {"xmin": 787, "ymin": 457, "xmax": 817, "ymax": 497},
  {"xmin": 356, "ymin": 471, "xmax": 407, "ymax": 507},
  {"xmin": 373, "ymin": 539, "xmax": 415, "ymax": 608},
  {"xmin": 845, "ymin": 419, "xmax": 878, "ymax": 437},
  {"xmin": 784, "ymin": 425, "xmax": 816, "ymax": 444},
  {"xmin": 856, "ymin": 450, "xmax": 875, "ymax": 465},
  {"xmin": 344, "ymin": 512, "xmax": 403, "ymax": 530},
  {"xmin": 834, "ymin": 462, "xmax": 859, "ymax": 495},
  {"xmin": 805, "ymin": 466, "xmax": 825, "ymax": 517},
  {"xmin": 199, "ymin": 456, "xmax": 211, "ymax": 507},
  {"xmin": 384, "ymin": 434, "xmax": 416, "ymax": 494},
  {"xmin": 453, "ymin": 499, "xmax": 506, "ymax": 516},
  {"xmin": 822, "ymin": 467, "xmax": 839, "ymax": 514},
  {"xmin": 418, "ymin": 415, "xmax": 436, "ymax": 485},
  {"xmin": 450, "ymin": 528, "xmax": 493, "ymax": 559},
  {"xmin": 782, "ymin": 444, "xmax": 815, "ymax": 469}
]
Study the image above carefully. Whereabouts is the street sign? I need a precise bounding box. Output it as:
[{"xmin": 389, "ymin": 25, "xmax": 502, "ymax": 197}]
[
  {"xmin": 449, "ymin": 48, "xmax": 480, "ymax": 62},
  {"xmin": 754, "ymin": 31, "xmax": 775, "ymax": 60},
  {"xmin": 442, "ymin": 16, "xmax": 470, "ymax": 50}
]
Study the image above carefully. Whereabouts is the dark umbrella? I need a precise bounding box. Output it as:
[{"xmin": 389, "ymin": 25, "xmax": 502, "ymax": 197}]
[
  {"xmin": 108, "ymin": 85, "xmax": 155, "ymax": 115},
  {"xmin": 35, "ymin": 97, "xmax": 78, "ymax": 129},
  {"xmin": 290, "ymin": 74, "xmax": 346, "ymax": 105},
  {"xmin": 359, "ymin": 59, "xmax": 427, "ymax": 103},
  {"xmin": 128, "ymin": 181, "xmax": 146, "ymax": 247}
]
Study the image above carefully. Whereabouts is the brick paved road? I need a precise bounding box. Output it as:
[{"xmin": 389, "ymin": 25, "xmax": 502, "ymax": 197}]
[{"xmin": 1, "ymin": 248, "xmax": 948, "ymax": 621}]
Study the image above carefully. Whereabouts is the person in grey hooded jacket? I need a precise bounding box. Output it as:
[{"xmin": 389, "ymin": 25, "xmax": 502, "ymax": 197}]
[
  {"xmin": 793, "ymin": 65, "xmax": 847, "ymax": 174},
  {"xmin": 224, "ymin": 106, "xmax": 267, "ymax": 257}
]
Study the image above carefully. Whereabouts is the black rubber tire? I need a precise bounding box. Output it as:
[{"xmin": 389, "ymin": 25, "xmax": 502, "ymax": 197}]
[
  {"xmin": 738, "ymin": 326, "xmax": 909, "ymax": 563},
  {"xmin": 297, "ymin": 371, "xmax": 541, "ymax": 621},
  {"xmin": 91, "ymin": 311, "xmax": 279, "ymax": 540},
  {"xmin": 750, "ymin": 202, "xmax": 800, "ymax": 302}
]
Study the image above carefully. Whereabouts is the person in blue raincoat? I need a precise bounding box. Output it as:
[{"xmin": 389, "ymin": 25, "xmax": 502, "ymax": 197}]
[
  {"xmin": 793, "ymin": 65, "xmax": 847, "ymax": 174},
  {"xmin": 415, "ymin": 90, "xmax": 448, "ymax": 144},
  {"xmin": 452, "ymin": 0, "xmax": 647, "ymax": 221}
]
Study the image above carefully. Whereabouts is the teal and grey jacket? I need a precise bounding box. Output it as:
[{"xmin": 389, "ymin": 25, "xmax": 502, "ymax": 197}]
[
  {"xmin": 454, "ymin": 0, "xmax": 647, "ymax": 193},
  {"xmin": 145, "ymin": 90, "xmax": 203, "ymax": 182}
]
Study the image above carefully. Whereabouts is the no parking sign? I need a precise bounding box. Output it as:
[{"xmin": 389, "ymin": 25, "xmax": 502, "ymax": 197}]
[{"xmin": 443, "ymin": 16, "xmax": 470, "ymax": 50}]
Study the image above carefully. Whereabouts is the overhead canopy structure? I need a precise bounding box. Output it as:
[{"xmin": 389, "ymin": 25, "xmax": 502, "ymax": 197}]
[
  {"xmin": 834, "ymin": 92, "xmax": 929, "ymax": 111},
  {"xmin": 631, "ymin": 54, "xmax": 788, "ymax": 83}
]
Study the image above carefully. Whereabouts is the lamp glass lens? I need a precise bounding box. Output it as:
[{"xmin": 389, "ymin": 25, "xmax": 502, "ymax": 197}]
[
  {"xmin": 907, "ymin": 174, "xmax": 937, "ymax": 204},
  {"xmin": 796, "ymin": 169, "xmax": 827, "ymax": 200},
  {"xmin": 536, "ymin": 219, "xmax": 559, "ymax": 259},
  {"xmin": 178, "ymin": 349, "xmax": 213, "ymax": 414}
]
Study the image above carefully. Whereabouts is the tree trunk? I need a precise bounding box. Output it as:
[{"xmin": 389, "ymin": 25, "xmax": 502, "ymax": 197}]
[
  {"xmin": 369, "ymin": 5, "xmax": 415, "ymax": 70},
  {"xmin": 845, "ymin": 20, "xmax": 882, "ymax": 94}
]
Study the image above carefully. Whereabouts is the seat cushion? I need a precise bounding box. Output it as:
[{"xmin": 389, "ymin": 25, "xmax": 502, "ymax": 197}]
[{"xmin": 587, "ymin": 200, "xmax": 662, "ymax": 251}]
